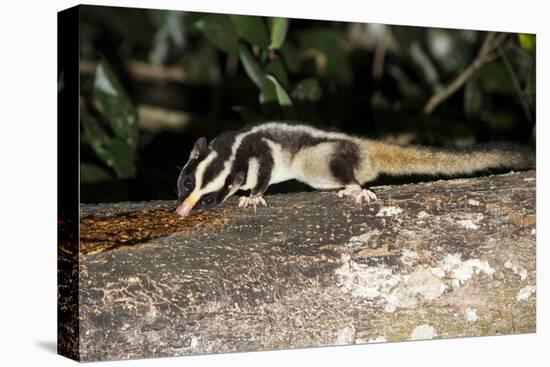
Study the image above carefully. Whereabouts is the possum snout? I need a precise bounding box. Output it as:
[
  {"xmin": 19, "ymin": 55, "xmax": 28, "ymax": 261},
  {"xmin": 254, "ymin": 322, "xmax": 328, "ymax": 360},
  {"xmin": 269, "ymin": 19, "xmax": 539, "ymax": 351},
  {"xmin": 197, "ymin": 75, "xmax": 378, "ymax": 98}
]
[
  {"xmin": 176, "ymin": 204, "xmax": 192, "ymax": 218},
  {"xmin": 176, "ymin": 192, "xmax": 200, "ymax": 218}
]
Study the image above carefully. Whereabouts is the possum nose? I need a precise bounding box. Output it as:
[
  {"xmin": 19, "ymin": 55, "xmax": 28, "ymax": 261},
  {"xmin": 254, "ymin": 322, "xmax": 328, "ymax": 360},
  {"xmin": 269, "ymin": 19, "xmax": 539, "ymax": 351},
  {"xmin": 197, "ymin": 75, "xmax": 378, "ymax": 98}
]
[
  {"xmin": 176, "ymin": 193, "xmax": 199, "ymax": 218},
  {"xmin": 176, "ymin": 204, "xmax": 192, "ymax": 217}
]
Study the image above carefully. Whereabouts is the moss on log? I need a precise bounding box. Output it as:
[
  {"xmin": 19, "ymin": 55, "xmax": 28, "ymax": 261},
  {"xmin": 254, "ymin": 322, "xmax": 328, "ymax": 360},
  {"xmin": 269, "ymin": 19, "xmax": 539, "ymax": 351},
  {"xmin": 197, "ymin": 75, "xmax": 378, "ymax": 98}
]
[{"xmin": 62, "ymin": 171, "xmax": 536, "ymax": 361}]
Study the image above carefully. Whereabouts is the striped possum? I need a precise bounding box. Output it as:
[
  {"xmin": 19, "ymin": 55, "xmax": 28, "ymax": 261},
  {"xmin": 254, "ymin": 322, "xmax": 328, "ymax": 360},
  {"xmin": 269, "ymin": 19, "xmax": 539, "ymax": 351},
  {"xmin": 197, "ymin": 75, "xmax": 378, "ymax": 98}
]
[{"xmin": 175, "ymin": 122, "xmax": 535, "ymax": 217}]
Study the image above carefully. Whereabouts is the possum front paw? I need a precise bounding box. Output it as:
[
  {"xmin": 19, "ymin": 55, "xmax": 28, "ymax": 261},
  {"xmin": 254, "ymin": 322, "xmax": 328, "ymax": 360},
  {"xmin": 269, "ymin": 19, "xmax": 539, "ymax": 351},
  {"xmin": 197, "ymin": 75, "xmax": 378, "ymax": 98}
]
[
  {"xmin": 338, "ymin": 184, "xmax": 377, "ymax": 204},
  {"xmin": 238, "ymin": 195, "xmax": 268, "ymax": 210}
]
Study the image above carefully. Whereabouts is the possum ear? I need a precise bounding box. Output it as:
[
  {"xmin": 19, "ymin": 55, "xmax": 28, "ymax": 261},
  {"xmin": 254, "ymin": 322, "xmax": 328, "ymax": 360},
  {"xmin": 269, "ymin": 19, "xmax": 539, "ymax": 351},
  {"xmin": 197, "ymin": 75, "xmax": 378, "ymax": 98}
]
[
  {"xmin": 231, "ymin": 171, "xmax": 246, "ymax": 188},
  {"xmin": 190, "ymin": 137, "xmax": 207, "ymax": 159}
]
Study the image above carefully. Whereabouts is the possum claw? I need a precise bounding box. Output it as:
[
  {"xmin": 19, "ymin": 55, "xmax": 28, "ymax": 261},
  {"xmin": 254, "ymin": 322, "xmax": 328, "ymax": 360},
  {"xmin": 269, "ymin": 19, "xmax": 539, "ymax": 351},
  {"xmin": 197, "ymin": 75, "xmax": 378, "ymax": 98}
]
[
  {"xmin": 338, "ymin": 184, "xmax": 377, "ymax": 204},
  {"xmin": 238, "ymin": 195, "xmax": 268, "ymax": 210}
]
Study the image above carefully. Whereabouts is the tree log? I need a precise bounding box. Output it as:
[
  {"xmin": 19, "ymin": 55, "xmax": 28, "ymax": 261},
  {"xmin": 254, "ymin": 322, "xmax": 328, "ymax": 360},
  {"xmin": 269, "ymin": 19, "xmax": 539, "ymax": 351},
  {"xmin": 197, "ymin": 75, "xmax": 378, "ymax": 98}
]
[{"xmin": 63, "ymin": 171, "xmax": 536, "ymax": 361}]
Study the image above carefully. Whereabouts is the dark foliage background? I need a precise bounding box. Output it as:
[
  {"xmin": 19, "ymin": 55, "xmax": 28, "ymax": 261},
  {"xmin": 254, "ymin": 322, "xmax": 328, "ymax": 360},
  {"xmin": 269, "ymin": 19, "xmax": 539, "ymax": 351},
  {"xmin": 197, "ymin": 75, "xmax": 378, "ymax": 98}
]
[{"xmin": 74, "ymin": 5, "xmax": 536, "ymax": 203}]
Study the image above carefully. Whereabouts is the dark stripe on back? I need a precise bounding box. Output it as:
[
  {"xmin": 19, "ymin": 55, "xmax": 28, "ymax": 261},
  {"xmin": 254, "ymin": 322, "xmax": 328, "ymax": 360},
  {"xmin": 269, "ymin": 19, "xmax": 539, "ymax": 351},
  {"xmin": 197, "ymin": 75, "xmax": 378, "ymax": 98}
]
[
  {"xmin": 237, "ymin": 123, "xmax": 342, "ymax": 156},
  {"xmin": 329, "ymin": 140, "xmax": 361, "ymax": 184}
]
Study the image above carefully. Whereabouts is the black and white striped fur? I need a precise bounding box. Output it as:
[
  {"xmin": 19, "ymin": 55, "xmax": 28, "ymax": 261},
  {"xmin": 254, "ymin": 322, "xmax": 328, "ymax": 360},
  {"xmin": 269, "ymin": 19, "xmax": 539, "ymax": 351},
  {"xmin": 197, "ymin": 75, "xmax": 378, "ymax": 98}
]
[{"xmin": 175, "ymin": 122, "xmax": 535, "ymax": 217}]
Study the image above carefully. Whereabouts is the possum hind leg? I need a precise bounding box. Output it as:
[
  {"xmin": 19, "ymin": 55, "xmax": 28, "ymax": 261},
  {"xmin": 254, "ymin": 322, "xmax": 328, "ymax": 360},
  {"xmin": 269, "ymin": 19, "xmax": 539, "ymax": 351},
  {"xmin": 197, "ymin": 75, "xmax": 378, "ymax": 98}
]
[
  {"xmin": 337, "ymin": 184, "xmax": 377, "ymax": 204},
  {"xmin": 330, "ymin": 143, "xmax": 378, "ymax": 204}
]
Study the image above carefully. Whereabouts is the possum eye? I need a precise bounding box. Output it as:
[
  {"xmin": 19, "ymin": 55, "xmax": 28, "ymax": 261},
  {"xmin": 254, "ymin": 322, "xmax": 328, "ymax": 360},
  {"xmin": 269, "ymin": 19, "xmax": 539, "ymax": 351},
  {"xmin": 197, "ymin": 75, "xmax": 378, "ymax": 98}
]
[
  {"xmin": 183, "ymin": 177, "xmax": 194, "ymax": 190},
  {"xmin": 200, "ymin": 193, "xmax": 217, "ymax": 208}
]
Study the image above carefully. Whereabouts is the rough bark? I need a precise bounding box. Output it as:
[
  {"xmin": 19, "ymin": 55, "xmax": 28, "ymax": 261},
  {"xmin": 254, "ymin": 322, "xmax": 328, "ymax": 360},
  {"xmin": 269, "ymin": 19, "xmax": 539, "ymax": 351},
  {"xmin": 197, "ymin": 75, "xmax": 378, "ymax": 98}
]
[{"xmin": 71, "ymin": 171, "xmax": 536, "ymax": 361}]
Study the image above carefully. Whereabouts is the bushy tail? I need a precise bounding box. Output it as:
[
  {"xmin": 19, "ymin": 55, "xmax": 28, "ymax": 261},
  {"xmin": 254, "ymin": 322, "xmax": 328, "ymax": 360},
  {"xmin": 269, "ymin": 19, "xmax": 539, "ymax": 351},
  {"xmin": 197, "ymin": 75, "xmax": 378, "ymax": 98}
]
[{"xmin": 367, "ymin": 141, "xmax": 535, "ymax": 176}]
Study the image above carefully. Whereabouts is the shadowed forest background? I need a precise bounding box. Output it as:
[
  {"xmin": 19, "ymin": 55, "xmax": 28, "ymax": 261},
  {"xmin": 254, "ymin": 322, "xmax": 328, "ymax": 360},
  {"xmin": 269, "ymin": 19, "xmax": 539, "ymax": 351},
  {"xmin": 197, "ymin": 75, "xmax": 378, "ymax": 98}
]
[{"xmin": 74, "ymin": 5, "xmax": 536, "ymax": 203}]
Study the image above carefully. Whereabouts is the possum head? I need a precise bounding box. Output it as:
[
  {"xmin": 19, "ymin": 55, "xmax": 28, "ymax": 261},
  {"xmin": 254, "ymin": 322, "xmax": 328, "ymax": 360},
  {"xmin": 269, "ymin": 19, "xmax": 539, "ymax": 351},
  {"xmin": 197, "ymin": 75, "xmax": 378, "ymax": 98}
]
[{"xmin": 176, "ymin": 137, "xmax": 245, "ymax": 218}]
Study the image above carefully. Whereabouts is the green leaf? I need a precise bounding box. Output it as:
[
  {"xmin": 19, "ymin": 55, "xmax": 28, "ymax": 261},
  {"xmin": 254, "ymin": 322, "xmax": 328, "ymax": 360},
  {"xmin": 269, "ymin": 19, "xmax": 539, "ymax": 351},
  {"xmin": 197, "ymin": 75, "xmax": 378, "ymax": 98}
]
[
  {"xmin": 81, "ymin": 113, "xmax": 136, "ymax": 178},
  {"xmin": 266, "ymin": 75, "xmax": 292, "ymax": 107},
  {"xmin": 269, "ymin": 18, "xmax": 289, "ymax": 50},
  {"xmin": 464, "ymin": 76, "xmax": 482, "ymax": 117},
  {"xmin": 81, "ymin": 113, "xmax": 107, "ymax": 152},
  {"xmin": 258, "ymin": 76, "xmax": 279, "ymax": 119},
  {"xmin": 149, "ymin": 10, "xmax": 185, "ymax": 65},
  {"xmin": 259, "ymin": 76, "xmax": 278, "ymax": 105},
  {"xmin": 264, "ymin": 60, "xmax": 289, "ymax": 88},
  {"xmin": 297, "ymin": 28, "xmax": 352, "ymax": 85},
  {"xmin": 239, "ymin": 44, "xmax": 264, "ymax": 88},
  {"xmin": 194, "ymin": 14, "xmax": 240, "ymax": 52},
  {"xmin": 291, "ymin": 78, "xmax": 322, "ymax": 102},
  {"xmin": 518, "ymin": 34, "xmax": 536, "ymax": 52},
  {"xmin": 93, "ymin": 60, "xmax": 139, "ymax": 150},
  {"xmin": 263, "ymin": 75, "xmax": 296, "ymax": 119},
  {"xmin": 229, "ymin": 15, "xmax": 270, "ymax": 49},
  {"xmin": 80, "ymin": 162, "xmax": 113, "ymax": 183},
  {"xmin": 104, "ymin": 139, "xmax": 136, "ymax": 178}
]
